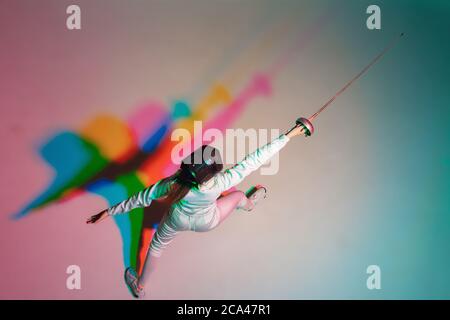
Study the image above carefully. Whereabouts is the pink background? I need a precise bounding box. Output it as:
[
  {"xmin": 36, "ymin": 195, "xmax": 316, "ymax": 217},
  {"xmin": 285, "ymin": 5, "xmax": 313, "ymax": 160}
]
[{"xmin": 1, "ymin": 1, "xmax": 449, "ymax": 299}]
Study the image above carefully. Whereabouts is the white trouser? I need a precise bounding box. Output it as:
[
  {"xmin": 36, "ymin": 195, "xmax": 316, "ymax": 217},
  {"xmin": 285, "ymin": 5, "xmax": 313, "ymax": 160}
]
[{"xmin": 148, "ymin": 206, "xmax": 221, "ymax": 257}]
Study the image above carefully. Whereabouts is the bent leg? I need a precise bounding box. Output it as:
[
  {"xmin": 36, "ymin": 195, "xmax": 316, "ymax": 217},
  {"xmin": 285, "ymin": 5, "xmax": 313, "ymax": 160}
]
[{"xmin": 216, "ymin": 191, "xmax": 252, "ymax": 223}]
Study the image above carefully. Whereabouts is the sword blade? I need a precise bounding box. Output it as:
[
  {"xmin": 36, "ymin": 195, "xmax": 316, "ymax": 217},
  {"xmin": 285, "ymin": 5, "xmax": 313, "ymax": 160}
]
[{"xmin": 308, "ymin": 33, "xmax": 404, "ymax": 122}]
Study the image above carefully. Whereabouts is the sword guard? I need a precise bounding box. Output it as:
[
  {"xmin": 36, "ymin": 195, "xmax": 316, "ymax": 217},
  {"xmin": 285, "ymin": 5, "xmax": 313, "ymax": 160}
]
[{"xmin": 295, "ymin": 117, "xmax": 314, "ymax": 137}]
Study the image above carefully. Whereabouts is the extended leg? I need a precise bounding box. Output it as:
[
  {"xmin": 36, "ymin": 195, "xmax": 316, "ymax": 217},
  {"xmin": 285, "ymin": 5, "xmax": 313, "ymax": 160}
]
[
  {"xmin": 139, "ymin": 215, "xmax": 179, "ymax": 286},
  {"xmin": 139, "ymin": 251, "xmax": 160, "ymax": 287}
]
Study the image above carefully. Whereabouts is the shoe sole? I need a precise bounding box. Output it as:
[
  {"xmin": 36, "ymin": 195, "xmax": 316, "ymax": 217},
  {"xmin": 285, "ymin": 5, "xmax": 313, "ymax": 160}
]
[{"xmin": 124, "ymin": 267, "xmax": 140, "ymax": 298}]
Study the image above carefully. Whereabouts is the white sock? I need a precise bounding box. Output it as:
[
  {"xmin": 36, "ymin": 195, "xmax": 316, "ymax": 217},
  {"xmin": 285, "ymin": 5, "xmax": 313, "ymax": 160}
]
[{"xmin": 237, "ymin": 196, "xmax": 254, "ymax": 211}]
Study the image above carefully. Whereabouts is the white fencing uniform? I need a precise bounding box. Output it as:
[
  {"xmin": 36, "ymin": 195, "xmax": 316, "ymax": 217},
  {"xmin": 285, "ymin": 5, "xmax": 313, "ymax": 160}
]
[{"xmin": 107, "ymin": 134, "xmax": 290, "ymax": 257}]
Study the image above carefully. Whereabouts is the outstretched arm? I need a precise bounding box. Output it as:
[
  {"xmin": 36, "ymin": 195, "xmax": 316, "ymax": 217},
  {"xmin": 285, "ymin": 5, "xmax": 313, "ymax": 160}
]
[
  {"xmin": 86, "ymin": 179, "xmax": 171, "ymax": 224},
  {"xmin": 106, "ymin": 185, "xmax": 156, "ymax": 216},
  {"xmin": 210, "ymin": 125, "xmax": 306, "ymax": 193}
]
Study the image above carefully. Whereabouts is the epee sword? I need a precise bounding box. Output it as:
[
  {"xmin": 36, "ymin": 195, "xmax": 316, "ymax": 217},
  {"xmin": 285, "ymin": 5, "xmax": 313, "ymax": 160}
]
[{"xmin": 295, "ymin": 33, "xmax": 404, "ymax": 136}]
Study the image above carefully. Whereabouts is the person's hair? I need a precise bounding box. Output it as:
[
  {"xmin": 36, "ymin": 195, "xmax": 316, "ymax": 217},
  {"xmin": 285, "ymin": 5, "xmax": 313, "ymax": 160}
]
[{"xmin": 160, "ymin": 145, "xmax": 223, "ymax": 205}]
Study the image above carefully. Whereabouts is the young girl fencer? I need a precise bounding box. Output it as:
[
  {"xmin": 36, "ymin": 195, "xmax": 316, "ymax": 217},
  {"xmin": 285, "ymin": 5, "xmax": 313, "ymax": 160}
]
[{"xmin": 87, "ymin": 123, "xmax": 307, "ymax": 298}]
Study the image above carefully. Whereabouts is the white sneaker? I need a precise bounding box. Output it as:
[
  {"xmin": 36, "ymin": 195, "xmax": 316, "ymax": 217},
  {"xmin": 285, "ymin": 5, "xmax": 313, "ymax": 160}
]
[
  {"xmin": 241, "ymin": 185, "xmax": 267, "ymax": 212},
  {"xmin": 124, "ymin": 267, "xmax": 145, "ymax": 298}
]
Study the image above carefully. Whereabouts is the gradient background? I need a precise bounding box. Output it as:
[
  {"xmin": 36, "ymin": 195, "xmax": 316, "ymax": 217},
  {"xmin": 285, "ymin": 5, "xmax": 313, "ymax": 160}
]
[{"xmin": 0, "ymin": 0, "xmax": 449, "ymax": 299}]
